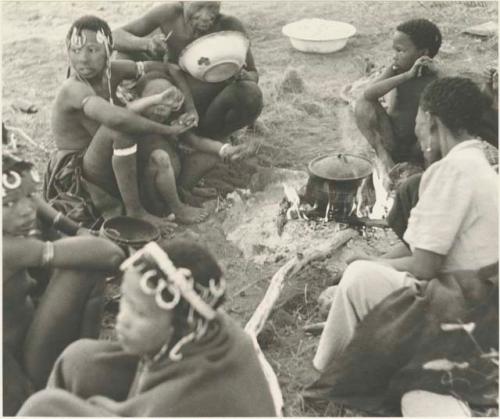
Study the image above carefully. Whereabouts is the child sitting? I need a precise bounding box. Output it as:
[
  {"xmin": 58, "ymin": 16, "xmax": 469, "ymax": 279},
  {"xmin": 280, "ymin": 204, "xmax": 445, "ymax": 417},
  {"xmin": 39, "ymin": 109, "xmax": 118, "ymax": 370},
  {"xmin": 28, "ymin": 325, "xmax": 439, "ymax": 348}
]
[
  {"xmin": 2, "ymin": 152, "xmax": 125, "ymax": 415},
  {"xmin": 18, "ymin": 239, "xmax": 277, "ymax": 417},
  {"xmin": 354, "ymin": 18, "xmax": 442, "ymax": 186},
  {"xmin": 83, "ymin": 71, "xmax": 247, "ymax": 223}
]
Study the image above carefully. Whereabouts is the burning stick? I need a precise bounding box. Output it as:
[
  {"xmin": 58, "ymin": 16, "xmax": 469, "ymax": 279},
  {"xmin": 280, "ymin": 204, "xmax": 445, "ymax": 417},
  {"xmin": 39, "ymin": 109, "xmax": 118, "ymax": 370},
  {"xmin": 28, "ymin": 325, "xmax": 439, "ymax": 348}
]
[{"xmin": 244, "ymin": 229, "xmax": 357, "ymax": 414}]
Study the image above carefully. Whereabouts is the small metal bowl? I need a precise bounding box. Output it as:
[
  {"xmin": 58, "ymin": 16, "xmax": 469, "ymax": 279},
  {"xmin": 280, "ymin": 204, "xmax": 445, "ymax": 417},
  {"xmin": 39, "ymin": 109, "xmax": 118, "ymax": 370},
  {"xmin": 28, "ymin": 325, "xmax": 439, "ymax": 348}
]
[{"xmin": 101, "ymin": 216, "xmax": 160, "ymax": 249}]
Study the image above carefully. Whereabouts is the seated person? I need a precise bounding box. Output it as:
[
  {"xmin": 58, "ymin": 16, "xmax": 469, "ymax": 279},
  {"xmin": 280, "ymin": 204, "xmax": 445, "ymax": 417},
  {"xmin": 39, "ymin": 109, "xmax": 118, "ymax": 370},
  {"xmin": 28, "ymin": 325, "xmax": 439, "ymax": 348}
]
[
  {"xmin": 2, "ymin": 152, "xmax": 125, "ymax": 415},
  {"xmin": 18, "ymin": 239, "xmax": 277, "ymax": 417},
  {"xmin": 46, "ymin": 15, "xmax": 196, "ymax": 228},
  {"xmin": 354, "ymin": 19, "xmax": 442, "ymax": 186},
  {"xmin": 112, "ymin": 1, "xmax": 264, "ymax": 145},
  {"xmin": 314, "ymin": 77, "xmax": 498, "ymax": 371},
  {"xmin": 83, "ymin": 71, "xmax": 247, "ymax": 224}
]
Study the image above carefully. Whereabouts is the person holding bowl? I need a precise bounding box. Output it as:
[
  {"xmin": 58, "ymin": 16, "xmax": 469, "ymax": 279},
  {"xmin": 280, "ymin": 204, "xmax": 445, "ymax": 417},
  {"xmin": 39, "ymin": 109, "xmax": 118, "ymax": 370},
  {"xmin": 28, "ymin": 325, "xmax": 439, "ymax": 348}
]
[{"xmin": 113, "ymin": 2, "xmax": 263, "ymax": 196}]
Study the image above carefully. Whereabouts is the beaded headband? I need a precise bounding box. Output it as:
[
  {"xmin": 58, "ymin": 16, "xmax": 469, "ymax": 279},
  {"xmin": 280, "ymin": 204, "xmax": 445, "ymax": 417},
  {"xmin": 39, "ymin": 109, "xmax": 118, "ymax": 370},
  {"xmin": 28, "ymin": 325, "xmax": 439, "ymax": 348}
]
[{"xmin": 120, "ymin": 242, "xmax": 225, "ymax": 320}]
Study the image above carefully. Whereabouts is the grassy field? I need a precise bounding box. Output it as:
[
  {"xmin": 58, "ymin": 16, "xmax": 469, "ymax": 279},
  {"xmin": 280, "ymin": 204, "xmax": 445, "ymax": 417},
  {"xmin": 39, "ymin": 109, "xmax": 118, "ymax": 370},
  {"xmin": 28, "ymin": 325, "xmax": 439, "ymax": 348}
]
[{"xmin": 2, "ymin": 1, "xmax": 498, "ymax": 416}]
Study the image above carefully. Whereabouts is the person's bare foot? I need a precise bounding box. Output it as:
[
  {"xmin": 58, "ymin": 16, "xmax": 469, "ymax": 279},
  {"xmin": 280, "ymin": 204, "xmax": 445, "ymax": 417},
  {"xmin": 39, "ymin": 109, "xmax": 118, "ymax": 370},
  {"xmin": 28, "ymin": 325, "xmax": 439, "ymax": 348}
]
[
  {"xmin": 179, "ymin": 187, "xmax": 206, "ymax": 207},
  {"xmin": 173, "ymin": 204, "xmax": 209, "ymax": 224},
  {"xmin": 131, "ymin": 210, "xmax": 177, "ymax": 233}
]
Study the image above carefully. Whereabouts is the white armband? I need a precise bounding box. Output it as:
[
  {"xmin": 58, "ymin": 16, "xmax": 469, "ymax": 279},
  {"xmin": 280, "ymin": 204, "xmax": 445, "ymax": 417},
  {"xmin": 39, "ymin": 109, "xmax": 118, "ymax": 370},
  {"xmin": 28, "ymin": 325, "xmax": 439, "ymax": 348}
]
[{"xmin": 113, "ymin": 144, "xmax": 137, "ymax": 157}]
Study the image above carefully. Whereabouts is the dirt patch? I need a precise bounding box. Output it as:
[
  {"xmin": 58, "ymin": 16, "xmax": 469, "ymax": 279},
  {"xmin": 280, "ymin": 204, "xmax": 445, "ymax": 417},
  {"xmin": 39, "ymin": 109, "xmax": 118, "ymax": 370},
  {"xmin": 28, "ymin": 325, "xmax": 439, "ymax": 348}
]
[{"xmin": 3, "ymin": 1, "xmax": 498, "ymax": 416}]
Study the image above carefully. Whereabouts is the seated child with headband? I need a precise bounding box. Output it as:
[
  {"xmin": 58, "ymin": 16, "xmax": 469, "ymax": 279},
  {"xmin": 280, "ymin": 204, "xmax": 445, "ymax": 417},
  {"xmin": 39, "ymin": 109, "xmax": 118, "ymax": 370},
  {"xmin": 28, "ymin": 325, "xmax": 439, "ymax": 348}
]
[
  {"xmin": 83, "ymin": 71, "xmax": 248, "ymax": 224},
  {"xmin": 2, "ymin": 153, "xmax": 126, "ymax": 415},
  {"xmin": 46, "ymin": 15, "xmax": 198, "ymax": 229},
  {"xmin": 18, "ymin": 239, "xmax": 277, "ymax": 417}
]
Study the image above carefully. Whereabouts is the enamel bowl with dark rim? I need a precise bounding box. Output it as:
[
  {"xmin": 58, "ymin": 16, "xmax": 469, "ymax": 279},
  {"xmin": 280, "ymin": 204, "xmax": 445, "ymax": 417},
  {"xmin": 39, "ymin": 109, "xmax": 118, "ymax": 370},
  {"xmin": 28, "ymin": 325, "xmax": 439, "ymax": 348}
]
[
  {"xmin": 101, "ymin": 216, "xmax": 160, "ymax": 249},
  {"xmin": 179, "ymin": 31, "xmax": 250, "ymax": 83}
]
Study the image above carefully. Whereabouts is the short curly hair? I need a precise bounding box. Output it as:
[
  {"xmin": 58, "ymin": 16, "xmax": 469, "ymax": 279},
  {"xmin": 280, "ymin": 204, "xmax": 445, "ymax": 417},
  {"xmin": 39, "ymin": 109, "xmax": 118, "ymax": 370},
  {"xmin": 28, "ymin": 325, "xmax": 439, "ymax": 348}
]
[
  {"xmin": 397, "ymin": 19, "xmax": 442, "ymax": 57},
  {"xmin": 420, "ymin": 77, "xmax": 487, "ymax": 135}
]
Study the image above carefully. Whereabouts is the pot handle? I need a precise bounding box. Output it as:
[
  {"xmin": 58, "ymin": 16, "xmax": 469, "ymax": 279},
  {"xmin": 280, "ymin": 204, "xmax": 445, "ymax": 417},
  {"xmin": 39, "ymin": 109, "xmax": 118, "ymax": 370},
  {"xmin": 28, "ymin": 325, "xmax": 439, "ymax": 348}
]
[{"xmin": 337, "ymin": 153, "xmax": 348, "ymax": 164}]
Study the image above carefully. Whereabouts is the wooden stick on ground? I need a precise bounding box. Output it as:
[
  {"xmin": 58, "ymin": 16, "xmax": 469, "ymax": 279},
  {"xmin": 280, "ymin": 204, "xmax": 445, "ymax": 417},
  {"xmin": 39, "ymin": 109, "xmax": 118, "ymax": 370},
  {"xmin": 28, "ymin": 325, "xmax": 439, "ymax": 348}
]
[
  {"xmin": 244, "ymin": 228, "xmax": 357, "ymax": 416},
  {"xmin": 245, "ymin": 229, "xmax": 357, "ymax": 337},
  {"xmin": 4, "ymin": 124, "xmax": 50, "ymax": 153}
]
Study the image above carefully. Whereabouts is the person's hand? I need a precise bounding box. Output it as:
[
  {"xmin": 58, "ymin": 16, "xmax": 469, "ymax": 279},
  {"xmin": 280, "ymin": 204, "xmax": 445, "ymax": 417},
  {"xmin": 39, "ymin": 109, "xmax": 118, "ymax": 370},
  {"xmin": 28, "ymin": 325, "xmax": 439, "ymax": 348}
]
[
  {"xmin": 406, "ymin": 56, "xmax": 438, "ymax": 79},
  {"xmin": 146, "ymin": 34, "xmax": 168, "ymax": 58},
  {"xmin": 167, "ymin": 113, "xmax": 198, "ymax": 135},
  {"xmin": 154, "ymin": 87, "xmax": 185, "ymax": 111},
  {"xmin": 481, "ymin": 67, "xmax": 498, "ymax": 103},
  {"xmin": 175, "ymin": 112, "xmax": 198, "ymax": 128},
  {"xmin": 180, "ymin": 108, "xmax": 199, "ymax": 127},
  {"xmin": 218, "ymin": 144, "xmax": 246, "ymax": 162}
]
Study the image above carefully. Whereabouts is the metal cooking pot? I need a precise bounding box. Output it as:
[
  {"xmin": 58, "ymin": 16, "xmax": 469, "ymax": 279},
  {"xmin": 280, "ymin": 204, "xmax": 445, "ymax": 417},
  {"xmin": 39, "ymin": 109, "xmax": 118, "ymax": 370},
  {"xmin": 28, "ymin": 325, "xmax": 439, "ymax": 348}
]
[{"xmin": 304, "ymin": 153, "xmax": 373, "ymax": 219}]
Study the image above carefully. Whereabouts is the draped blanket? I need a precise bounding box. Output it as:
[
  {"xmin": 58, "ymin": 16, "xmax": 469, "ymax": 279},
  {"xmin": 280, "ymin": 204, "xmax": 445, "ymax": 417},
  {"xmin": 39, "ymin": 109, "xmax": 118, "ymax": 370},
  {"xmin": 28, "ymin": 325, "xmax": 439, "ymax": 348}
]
[
  {"xmin": 18, "ymin": 313, "xmax": 276, "ymax": 417},
  {"xmin": 304, "ymin": 263, "xmax": 499, "ymax": 415}
]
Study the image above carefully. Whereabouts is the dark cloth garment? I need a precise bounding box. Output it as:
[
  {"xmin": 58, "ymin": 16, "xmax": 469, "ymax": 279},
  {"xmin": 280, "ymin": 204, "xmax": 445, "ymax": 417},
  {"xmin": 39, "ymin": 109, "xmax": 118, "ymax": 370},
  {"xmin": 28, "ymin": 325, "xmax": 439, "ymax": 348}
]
[
  {"xmin": 386, "ymin": 173, "xmax": 422, "ymax": 244},
  {"xmin": 304, "ymin": 263, "xmax": 499, "ymax": 414},
  {"xmin": 43, "ymin": 150, "xmax": 100, "ymax": 227},
  {"xmin": 477, "ymin": 106, "xmax": 498, "ymax": 149},
  {"xmin": 3, "ymin": 270, "xmax": 37, "ymax": 415},
  {"xmin": 18, "ymin": 312, "xmax": 277, "ymax": 417},
  {"xmin": 4, "ymin": 350, "xmax": 35, "ymax": 416}
]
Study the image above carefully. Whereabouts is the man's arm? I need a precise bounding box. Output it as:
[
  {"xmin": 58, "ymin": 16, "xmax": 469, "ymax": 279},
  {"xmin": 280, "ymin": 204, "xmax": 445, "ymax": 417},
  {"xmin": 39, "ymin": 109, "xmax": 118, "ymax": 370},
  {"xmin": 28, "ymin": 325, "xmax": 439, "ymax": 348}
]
[
  {"xmin": 111, "ymin": 60, "xmax": 176, "ymax": 84},
  {"xmin": 112, "ymin": 3, "xmax": 178, "ymax": 54},
  {"xmin": 167, "ymin": 64, "xmax": 197, "ymax": 115},
  {"xmin": 3, "ymin": 236, "xmax": 125, "ymax": 278},
  {"xmin": 380, "ymin": 248, "xmax": 444, "ymax": 280},
  {"xmin": 62, "ymin": 81, "xmax": 188, "ymax": 136},
  {"xmin": 180, "ymin": 131, "xmax": 224, "ymax": 155},
  {"xmin": 363, "ymin": 66, "xmax": 408, "ymax": 101}
]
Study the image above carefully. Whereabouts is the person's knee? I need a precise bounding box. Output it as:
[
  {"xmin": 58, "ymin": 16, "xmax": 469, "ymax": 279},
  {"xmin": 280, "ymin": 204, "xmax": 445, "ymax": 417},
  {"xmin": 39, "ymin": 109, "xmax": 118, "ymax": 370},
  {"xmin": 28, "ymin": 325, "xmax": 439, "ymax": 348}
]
[
  {"xmin": 340, "ymin": 260, "xmax": 375, "ymax": 298},
  {"xmin": 149, "ymin": 149, "xmax": 173, "ymax": 172},
  {"xmin": 236, "ymin": 81, "xmax": 264, "ymax": 116},
  {"xmin": 17, "ymin": 389, "xmax": 67, "ymax": 416},
  {"xmin": 354, "ymin": 96, "xmax": 377, "ymax": 127}
]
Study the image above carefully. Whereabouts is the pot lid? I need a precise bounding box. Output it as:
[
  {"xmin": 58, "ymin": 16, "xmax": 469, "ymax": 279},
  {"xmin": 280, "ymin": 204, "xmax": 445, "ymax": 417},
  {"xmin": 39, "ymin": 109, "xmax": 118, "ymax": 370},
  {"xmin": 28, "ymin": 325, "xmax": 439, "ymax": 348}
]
[{"xmin": 308, "ymin": 153, "xmax": 372, "ymax": 181}]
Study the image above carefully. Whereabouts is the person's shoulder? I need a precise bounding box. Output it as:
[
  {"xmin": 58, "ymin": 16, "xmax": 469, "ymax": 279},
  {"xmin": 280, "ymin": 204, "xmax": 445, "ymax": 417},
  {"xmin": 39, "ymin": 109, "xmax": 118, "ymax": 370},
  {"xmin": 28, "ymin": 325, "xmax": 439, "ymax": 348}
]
[
  {"xmin": 218, "ymin": 14, "xmax": 246, "ymax": 32},
  {"xmin": 58, "ymin": 78, "xmax": 93, "ymax": 102},
  {"xmin": 150, "ymin": 2, "xmax": 182, "ymax": 20}
]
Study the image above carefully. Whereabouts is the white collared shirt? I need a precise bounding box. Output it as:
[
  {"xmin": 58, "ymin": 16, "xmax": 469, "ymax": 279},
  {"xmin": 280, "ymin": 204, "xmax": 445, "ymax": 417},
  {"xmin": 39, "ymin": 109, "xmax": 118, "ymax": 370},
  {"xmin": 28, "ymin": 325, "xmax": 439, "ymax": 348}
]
[{"xmin": 404, "ymin": 140, "xmax": 499, "ymax": 272}]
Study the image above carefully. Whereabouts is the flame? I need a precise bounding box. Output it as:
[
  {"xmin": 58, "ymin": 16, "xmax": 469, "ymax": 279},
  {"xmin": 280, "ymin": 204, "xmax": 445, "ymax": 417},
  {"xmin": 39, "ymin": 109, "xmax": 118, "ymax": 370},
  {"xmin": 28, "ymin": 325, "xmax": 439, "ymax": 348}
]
[{"xmin": 355, "ymin": 164, "xmax": 393, "ymax": 219}]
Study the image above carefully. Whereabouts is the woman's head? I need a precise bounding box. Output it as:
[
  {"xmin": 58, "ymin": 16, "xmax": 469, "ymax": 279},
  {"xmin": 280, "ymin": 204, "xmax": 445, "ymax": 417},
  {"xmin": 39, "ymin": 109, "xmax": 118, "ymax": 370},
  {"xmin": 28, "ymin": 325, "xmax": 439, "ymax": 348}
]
[
  {"xmin": 2, "ymin": 153, "xmax": 39, "ymax": 237},
  {"xmin": 415, "ymin": 77, "xmax": 487, "ymax": 163},
  {"xmin": 116, "ymin": 239, "xmax": 224, "ymax": 358},
  {"xmin": 135, "ymin": 72, "xmax": 184, "ymax": 123},
  {"xmin": 66, "ymin": 15, "xmax": 113, "ymax": 80},
  {"xmin": 392, "ymin": 19, "xmax": 442, "ymax": 72},
  {"xmin": 183, "ymin": 1, "xmax": 221, "ymax": 35}
]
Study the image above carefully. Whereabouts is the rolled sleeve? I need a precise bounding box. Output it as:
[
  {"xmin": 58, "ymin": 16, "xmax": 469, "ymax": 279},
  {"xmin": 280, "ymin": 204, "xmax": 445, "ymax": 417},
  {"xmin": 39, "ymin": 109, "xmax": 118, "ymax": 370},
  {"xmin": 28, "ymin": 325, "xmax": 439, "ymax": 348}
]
[{"xmin": 403, "ymin": 161, "xmax": 472, "ymax": 255}]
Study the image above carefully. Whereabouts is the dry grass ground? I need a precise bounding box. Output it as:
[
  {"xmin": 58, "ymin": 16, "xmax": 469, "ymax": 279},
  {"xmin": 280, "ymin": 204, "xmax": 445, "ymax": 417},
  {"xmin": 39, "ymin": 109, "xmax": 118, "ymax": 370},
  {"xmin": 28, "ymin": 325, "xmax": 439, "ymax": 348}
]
[{"xmin": 2, "ymin": 1, "xmax": 498, "ymax": 416}]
